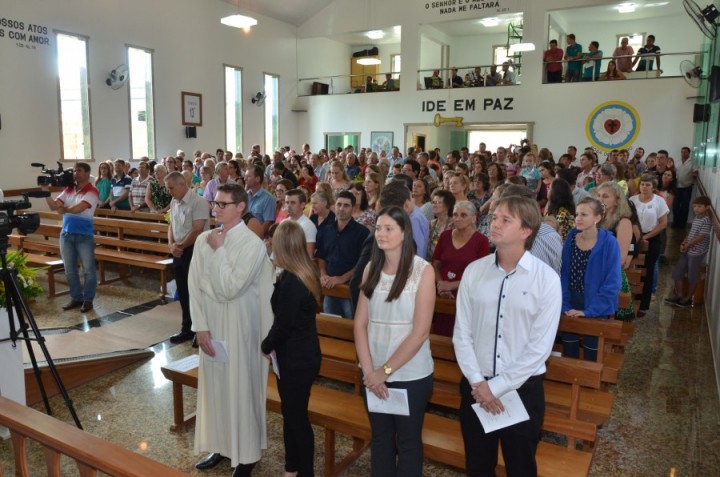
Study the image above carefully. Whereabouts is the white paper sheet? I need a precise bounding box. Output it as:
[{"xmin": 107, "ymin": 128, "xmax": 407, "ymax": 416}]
[
  {"xmin": 165, "ymin": 354, "xmax": 199, "ymax": 372},
  {"xmin": 366, "ymin": 388, "xmax": 410, "ymax": 416},
  {"xmin": 203, "ymin": 340, "xmax": 229, "ymax": 363},
  {"xmin": 472, "ymin": 389, "xmax": 530, "ymax": 433},
  {"xmin": 270, "ymin": 351, "xmax": 280, "ymax": 378}
]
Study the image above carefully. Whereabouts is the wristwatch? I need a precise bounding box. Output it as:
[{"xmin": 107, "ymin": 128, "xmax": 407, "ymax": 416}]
[{"xmin": 382, "ymin": 363, "xmax": 393, "ymax": 376}]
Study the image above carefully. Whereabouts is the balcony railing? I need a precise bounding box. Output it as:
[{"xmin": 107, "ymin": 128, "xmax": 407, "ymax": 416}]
[
  {"xmin": 296, "ymin": 50, "xmax": 705, "ymax": 96},
  {"xmin": 541, "ymin": 50, "xmax": 705, "ymax": 83}
]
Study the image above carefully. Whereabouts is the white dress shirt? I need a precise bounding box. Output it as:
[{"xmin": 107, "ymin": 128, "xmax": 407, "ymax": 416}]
[{"xmin": 452, "ymin": 251, "xmax": 562, "ymax": 399}]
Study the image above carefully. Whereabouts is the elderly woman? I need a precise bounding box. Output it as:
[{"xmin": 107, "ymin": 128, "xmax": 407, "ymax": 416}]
[
  {"xmin": 432, "ymin": 201, "xmax": 490, "ymax": 336},
  {"xmin": 427, "ymin": 189, "xmax": 455, "ymax": 261},
  {"xmin": 145, "ymin": 164, "xmax": 172, "ymax": 213}
]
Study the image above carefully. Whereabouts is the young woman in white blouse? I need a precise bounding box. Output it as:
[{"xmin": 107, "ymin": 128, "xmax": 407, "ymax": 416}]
[{"xmin": 354, "ymin": 206, "xmax": 436, "ymax": 476}]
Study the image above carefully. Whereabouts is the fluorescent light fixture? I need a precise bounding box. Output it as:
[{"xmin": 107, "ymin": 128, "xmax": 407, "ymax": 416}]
[
  {"xmin": 221, "ymin": 14, "xmax": 258, "ymax": 29},
  {"xmin": 367, "ymin": 30, "xmax": 384, "ymax": 40},
  {"xmin": 618, "ymin": 4, "xmax": 635, "ymax": 13},
  {"xmin": 509, "ymin": 42, "xmax": 536, "ymax": 53},
  {"xmin": 357, "ymin": 57, "xmax": 381, "ymax": 66},
  {"xmin": 480, "ymin": 17, "xmax": 500, "ymax": 27}
]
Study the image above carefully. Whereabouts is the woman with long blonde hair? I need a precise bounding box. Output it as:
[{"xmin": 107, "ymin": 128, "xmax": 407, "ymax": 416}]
[{"xmin": 261, "ymin": 220, "xmax": 321, "ymax": 477}]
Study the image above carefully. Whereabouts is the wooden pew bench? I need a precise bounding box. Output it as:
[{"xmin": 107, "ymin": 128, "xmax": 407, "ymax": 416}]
[
  {"xmin": 163, "ymin": 315, "xmax": 602, "ymax": 477},
  {"xmin": 15, "ymin": 217, "xmax": 173, "ymax": 301},
  {"xmin": 0, "ymin": 396, "xmax": 189, "ymax": 477}
]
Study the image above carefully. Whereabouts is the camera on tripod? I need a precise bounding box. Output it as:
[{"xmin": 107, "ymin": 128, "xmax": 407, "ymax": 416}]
[
  {"xmin": 33, "ymin": 162, "xmax": 75, "ymax": 188},
  {"xmin": 0, "ymin": 191, "xmax": 49, "ymax": 237}
]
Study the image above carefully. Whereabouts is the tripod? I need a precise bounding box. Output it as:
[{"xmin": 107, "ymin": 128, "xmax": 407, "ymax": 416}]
[{"xmin": 0, "ymin": 237, "xmax": 82, "ymax": 429}]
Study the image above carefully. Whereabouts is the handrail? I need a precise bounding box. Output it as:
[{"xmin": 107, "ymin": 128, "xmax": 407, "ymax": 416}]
[
  {"xmin": 542, "ymin": 50, "xmax": 706, "ymax": 81},
  {"xmin": 0, "ymin": 396, "xmax": 190, "ymax": 477}
]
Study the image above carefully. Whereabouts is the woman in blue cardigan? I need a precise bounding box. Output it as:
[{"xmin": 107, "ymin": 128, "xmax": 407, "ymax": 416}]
[{"xmin": 561, "ymin": 197, "xmax": 622, "ymax": 361}]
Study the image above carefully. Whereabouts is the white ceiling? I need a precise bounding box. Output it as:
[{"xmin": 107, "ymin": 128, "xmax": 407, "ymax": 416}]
[
  {"xmin": 220, "ymin": 0, "xmax": 687, "ymax": 38},
  {"xmin": 220, "ymin": 0, "xmax": 335, "ymax": 27},
  {"xmin": 551, "ymin": 1, "xmax": 682, "ymax": 25}
]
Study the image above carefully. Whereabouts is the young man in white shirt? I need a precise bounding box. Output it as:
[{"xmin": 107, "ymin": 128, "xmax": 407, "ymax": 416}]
[
  {"xmin": 452, "ymin": 196, "xmax": 561, "ymax": 477},
  {"xmin": 283, "ymin": 188, "xmax": 316, "ymax": 257}
]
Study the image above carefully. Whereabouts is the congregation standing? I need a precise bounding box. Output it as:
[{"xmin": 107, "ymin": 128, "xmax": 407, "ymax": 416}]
[{"xmin": 65, "ymin": 137, "xmax": 704, "ymax": 477}]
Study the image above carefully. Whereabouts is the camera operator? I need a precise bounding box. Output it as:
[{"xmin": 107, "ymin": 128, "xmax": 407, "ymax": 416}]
[{"xmin": 43, "ymin": 162, "xmax": 99, "ymax": 313}]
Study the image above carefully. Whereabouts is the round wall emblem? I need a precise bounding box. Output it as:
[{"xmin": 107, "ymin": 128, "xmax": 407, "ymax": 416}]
[{"xmin": 585, "ymin": 101, "xmax": 640, "ymax": 152}]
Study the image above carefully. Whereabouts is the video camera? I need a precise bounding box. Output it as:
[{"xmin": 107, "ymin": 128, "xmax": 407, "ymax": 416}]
[
  {"xmin": 33, "ymin": 162, "xmax": 75, "ymax": 188},
  {"xmin": 0, "ymin": 191, "xmax": 49, "ymax": 238}
]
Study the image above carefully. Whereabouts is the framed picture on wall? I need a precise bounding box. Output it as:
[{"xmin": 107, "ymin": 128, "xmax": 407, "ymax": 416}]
[
  {"xmin": 182, "ymin": 91, "xmax": 202, "ymax": 126},
  {"xmin": 371, "ymin": 131, "xmax": 393, "ymax": 155}
]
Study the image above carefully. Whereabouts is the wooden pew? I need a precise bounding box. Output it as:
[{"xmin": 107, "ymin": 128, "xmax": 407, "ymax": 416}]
[
  {"xmin": 163, "ymin": 314, "xmax": 602, "ymax": 477},
  {"xmin": 14, "ymin": 218, "xmax": 173, "ymax": 301},
  {"xmin": 0, "ymin": 396, "xmax": 189, "ymax": 477},
  {"xmin": 558, "ymin": 315, "xmax": 625, "ymax": 386}
]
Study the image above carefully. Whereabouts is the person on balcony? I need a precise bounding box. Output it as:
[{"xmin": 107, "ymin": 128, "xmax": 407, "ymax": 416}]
[
  {"xmin": 633, "ymin": 35, "xmax": 661, "ymax": 73},
  {"xmin": 543, "ymin": 39, "xmax": 564, "ymax": 83},
  {"xmin": 450, "ymin": 67, "xmax": 465, "ymax": 88},
  {"xmin": 613, "ymin": 37, "xmax": 635, "ymax": 73},
  {"xmin": 582, "ymin": 41, "xmax": 603, "ymax": 82},
  {"xmin": 564, "ymin": 33, "xmax": 583, "ymax": 82}
]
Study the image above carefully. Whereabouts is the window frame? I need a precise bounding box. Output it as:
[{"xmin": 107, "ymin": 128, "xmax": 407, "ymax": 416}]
[
  {"xmin": 224, "ymin": 64, "xmax": 244, "ymax": 155},
  {"xmin": 126, "ymin": 43, "xmax": 156, "ymax": 160},
  {"xmin": 263, "ymin": 72, "xmax": 279, "ymax": 154},
  {"xmin": 55, "ymin": 30, "xmax": 94, "ymax": 161}
]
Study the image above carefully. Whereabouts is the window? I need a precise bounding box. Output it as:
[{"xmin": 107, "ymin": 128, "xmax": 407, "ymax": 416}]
[
  {"xmin": 493, "ymin": 45, "xmax": 510, "ymax": 66},
  {"xmin": 56, "ymin": 32, "xmax": 92, "ymax": 160},
  {"xmin": 325, "ymin": 133, "xmax": 360, "ymax": 151},
  {"xmin": 616, "ymin": 33, "xmax": 645, "ymax": 52},
  {"xmin": 264, "ymin": 73, "xmax": 279, "ymax": 154},
  {"xmin": 224, "ymin": 65, "xmax": 243, "ymax": 155},
  {"xmin": 391, "ymin": 54, "xmax": 401, "ymax": 79},
  {"xmin": 127, "ymin": 46, "xmax": 155, "ymax": 159}
]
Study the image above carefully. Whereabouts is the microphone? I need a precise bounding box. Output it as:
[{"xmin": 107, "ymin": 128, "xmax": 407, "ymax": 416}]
[{"xmin": 31, "ymin": 162, "xmax": 46, "ymax": 168}]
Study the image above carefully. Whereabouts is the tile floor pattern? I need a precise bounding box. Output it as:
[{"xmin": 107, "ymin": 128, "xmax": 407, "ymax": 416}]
[{"xmin": 1, "ymin": 227, "xmax": 719, "ymax": 476}]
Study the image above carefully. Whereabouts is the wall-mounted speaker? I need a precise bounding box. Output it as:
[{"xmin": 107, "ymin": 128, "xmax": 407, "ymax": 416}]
[
  {"xmin": 693, "ymin": 103, "xmax": 710, "ymax": 123},
  {"xmin": 709, "ymin": 66, "xmax": 720, "ymax": 103},
  {"xmin": 185, "ymin": 126, "xmax": 197, "ymax": 138}
]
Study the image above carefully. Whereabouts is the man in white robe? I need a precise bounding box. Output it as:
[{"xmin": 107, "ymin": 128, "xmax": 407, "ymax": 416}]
[{"xmin": 189, "ymin": 183, "xmax": 274, "ymax": 477}]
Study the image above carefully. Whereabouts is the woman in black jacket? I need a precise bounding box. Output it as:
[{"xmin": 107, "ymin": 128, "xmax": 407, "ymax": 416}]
[{"xmin": 261, "ymin": 220, "xmax": 322, "ymax": 477}]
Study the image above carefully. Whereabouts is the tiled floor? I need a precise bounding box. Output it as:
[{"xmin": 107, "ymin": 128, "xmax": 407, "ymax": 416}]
[{"xmin": 1, "ymin": 227, "xmax": 718, "ymax": 476}]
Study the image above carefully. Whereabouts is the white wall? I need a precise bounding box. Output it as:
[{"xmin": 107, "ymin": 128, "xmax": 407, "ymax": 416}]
[
  {"xmin": 297, "ymin": 37, "xmax": 352, "ymax": 95},
  {"xmin": 1, "ymin": 0, "xmax": 299, "ymax": 190},
  {"xmin": 303, "ymin": 78, "xmax": 696, "ymax": 157},
  {"xmin": 451, "ymin": 33, "xmax": 508, "ymax": 69}
]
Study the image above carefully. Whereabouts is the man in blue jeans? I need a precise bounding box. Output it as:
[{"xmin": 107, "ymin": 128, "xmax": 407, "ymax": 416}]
[{"xmin": 43, "ymin": 162, "xmax": 99, "ymax": 313}]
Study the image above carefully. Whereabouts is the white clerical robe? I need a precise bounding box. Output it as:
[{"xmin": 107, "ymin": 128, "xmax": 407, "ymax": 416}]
[{"xmin": 189, "ymin": 221, "xmax": 274, "ymax": 466}]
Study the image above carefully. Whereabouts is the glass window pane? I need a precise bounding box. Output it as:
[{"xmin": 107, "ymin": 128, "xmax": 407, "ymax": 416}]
[
  {"xmin": 264, "ymin": 74, "xmax": 279, "ymax": 154},
  {"xmin": 225, "ymin": 66, "xmax": 243, "ymax": 154},
  {"xmin": 128, "ymin": 46, "xmax": 155, "ymax": 159},
  {"xmin": 57, "ymin": 33, "xmax": 92, "ymax": 160}
]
